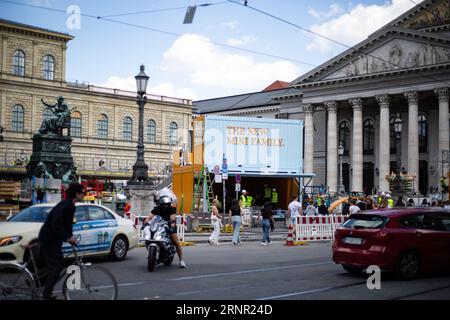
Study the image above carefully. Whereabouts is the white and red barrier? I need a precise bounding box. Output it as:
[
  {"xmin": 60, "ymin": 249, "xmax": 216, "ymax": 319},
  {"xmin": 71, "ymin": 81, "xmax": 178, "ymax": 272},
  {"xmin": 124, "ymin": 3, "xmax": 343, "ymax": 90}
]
[
  {"xmin": 295, "ymin": 215, "xmax": 349, "ymax": 242},
  {"xmin": 176, "ymin": 215, "xmax": 187, "ymax": 242}
]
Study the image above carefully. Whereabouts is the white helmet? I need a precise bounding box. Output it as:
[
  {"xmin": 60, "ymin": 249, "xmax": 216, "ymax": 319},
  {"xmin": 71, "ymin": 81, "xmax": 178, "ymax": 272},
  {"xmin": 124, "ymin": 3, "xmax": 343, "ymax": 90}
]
[
  {"xmin": 272, "ymin": 188, "xmax": 276, "ymax": 192},
  {"xmin": 386, "ymin": 194, "xmax": 391, "ymax": 198},
  {"xmin": 157, "ymin": 188, "xmax": 178, "ymax": 206},
  {"xmin": 381, "ymin": 192, "xmax": 386, "ymax": 196},
  {"xmin": 242, "ymin": 189, "xmax": 247, "ymax": 193}
]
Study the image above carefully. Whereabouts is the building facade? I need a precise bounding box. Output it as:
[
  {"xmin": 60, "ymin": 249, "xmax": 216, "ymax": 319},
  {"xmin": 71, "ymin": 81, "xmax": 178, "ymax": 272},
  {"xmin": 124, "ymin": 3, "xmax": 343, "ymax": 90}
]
[
  {"xmin": 0, "ymin": 19, "xmax": 193, "ymax": 181},
  {"xmin": 195, "ymin": 0, "xmax": 450, "ymax": 196}
]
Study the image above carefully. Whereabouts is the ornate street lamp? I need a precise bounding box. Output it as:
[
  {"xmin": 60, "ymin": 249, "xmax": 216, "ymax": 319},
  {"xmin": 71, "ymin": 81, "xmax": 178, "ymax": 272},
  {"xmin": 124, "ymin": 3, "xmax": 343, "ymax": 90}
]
[
  {"xmin": 131, "ymin": 65, "xmax": 150, "ymax": 182},
  {"xmin": 394, "ymin": 113, "xmax": 403, "ymax": 194},
  {"xmin": 338, "ymin": 141, "xmax": 345, "ymax": 194}
]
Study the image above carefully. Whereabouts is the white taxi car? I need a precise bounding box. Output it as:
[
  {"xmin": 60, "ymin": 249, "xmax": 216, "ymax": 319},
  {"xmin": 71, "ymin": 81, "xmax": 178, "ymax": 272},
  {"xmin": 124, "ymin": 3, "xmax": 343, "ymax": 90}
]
[{"xmin": 0, "ymin": 203, "xmax": 139, "ymax": 264}]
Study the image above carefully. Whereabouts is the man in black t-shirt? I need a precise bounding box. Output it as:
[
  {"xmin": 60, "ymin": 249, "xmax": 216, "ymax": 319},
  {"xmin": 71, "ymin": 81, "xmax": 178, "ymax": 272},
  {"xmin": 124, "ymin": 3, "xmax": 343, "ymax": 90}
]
[{"xmin": 145, "ymin": 196, "xmax": 186, "ymax": 268}]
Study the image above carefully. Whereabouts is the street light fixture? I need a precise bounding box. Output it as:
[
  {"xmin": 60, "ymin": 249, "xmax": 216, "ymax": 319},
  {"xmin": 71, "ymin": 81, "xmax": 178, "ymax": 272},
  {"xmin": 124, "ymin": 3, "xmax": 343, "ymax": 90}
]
[
  {"xmin": 394, "ymin": 113, "xmax": 403, "ymax": 194},
  {"xmin": 338, "ymin": 141, "xmax": 345, "ymax": 194},
  {"xmin": 131, "ymin": 65, "xmax": 150, "ymax": 182}
]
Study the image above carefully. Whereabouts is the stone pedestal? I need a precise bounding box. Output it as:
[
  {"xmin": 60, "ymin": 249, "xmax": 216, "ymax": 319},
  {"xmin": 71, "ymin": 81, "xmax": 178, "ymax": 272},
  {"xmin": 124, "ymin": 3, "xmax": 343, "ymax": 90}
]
[
  {"xmin": 125, "ymin": 184, "xmax": 158, "ymax": 217},
  {"xmin": 26, "ymin": 134, "xmax": 76, "ymax": 183}
]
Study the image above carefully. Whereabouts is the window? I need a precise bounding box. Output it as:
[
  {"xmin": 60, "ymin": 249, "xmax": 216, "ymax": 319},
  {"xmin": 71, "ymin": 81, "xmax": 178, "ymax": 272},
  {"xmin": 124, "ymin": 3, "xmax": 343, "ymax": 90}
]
[
  {"xmin": 339, "ymin": 121, "xmax": 350, "ymax": 156},
  {"xmin": 436, "ymin": 212, "xmax": 450, "ymax": 231},
  {"xmin": 12, "ymin": 50, "xmax": 25, "ymax": 76},
  {"xmin": 418, "ymin": 114, "xmax": 427, "ymax": 153},
  {"xmin": 97, "ymin": 114, "xmax": 108, "ymax": 139},
  {"xmin": 123, "ymin": 117, "xmax": 133, "ymax": 141},
  {"xmin": 12, "ymin": 105, "xmax": 24, "ymax": 132},
  {"xmin": 75, "ymin": 206, "xmax": 89, "ymax": 222},
  {"xmin": 147, "ymin": 119, "xmax": 156, "ymax": 143},
  {"xmin": 363, "ymin": 119, "xmax": 375, "ymax": 155},
  {"xmin": 71, "ymin": 111, "xmax": 82, "ymax": 137},
  {"xmin": 390, "ymin": 117, "xmax": 397, "ymax": 154},
  {"xmin": 87, "ymin": 206, "xmax": 114, "ymax": 221},
  {"xmin": 42, "ymin": 55, "xmax": 54, "ymax": 80},
  {"xmin": 169, "ymin": 122, "xmax": 178, "ymax": 145},
  {"xmin": 417, "ymin": 213, "xmax": 445, "ymax": 231},
  {"xmin": 43, "ymin": 108, "xmax": 52, "ymax": 121}
]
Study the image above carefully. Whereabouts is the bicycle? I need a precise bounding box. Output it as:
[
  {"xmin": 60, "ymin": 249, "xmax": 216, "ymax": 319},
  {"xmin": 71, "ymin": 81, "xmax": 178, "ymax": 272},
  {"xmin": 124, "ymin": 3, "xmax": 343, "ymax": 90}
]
[{"xmin": 0, "ymin": 243, "xmax": 118, "ymax": 300}]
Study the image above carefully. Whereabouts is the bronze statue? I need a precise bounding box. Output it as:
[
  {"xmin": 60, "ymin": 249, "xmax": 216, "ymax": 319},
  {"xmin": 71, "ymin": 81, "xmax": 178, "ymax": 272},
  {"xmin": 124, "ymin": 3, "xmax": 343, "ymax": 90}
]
[{"xmin": 39, "ymin": 96, "xmax": 71, "ymax": 135}]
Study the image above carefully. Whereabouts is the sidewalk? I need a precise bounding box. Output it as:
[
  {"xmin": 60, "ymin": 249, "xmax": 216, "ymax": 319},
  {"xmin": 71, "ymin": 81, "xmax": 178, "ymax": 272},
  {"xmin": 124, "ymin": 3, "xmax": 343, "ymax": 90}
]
[{"xmin": 182, "ymin": 230, "xmax": 287, "ymax": 244}]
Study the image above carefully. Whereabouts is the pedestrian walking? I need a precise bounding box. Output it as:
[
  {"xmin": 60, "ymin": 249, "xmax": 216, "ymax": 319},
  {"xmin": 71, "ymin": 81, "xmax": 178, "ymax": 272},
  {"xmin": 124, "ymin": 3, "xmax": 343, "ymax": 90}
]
[
  {"xmin": 288, "ymin": 196, "xmax": 302, "ymax": 225},
  {"xmin": 228, "ymin": 199, "xmax": 243, "ymax": 246},
  {"xmin": 349, "ymin": 200, "xmax": 361, "ymax": 215},
  {"xmin": 209, "ymin": 199, "xmax": 223, "ymax": 245},
  {"xmin": 258, "ymin": 202, "xmax": 274, "ymax": 246}
]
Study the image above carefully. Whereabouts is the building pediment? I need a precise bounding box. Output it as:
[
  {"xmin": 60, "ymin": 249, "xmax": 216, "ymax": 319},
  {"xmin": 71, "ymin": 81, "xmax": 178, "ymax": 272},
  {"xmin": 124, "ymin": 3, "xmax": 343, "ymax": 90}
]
[{"xmin": 292, "ymin": 28, "xmax": 450, "ymax": 85}]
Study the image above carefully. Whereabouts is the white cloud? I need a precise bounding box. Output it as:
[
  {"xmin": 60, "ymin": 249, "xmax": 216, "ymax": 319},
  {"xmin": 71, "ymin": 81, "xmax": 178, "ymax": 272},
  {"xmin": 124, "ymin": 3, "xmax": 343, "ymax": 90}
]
[
  {"xmin": 307, "ymin": 0, "xmax": 416, "ymax": 54},
  {"xmin": 308, "ymin": 3, "xmax": 344, "ymax": 20},
  {"xmin": 226, "ymin": 35, "xmax": 257, "ymax": 47},
  {"xmin": 221, "ymin": 20, "xmax": 239, "ymax": 29},
  {"xmin": 162, "ymin": 34, "xmax": 300, "ymax": 95},
  {"xmin": 98, "ymin": 76, "xmax": 197, "ymax": 100}
]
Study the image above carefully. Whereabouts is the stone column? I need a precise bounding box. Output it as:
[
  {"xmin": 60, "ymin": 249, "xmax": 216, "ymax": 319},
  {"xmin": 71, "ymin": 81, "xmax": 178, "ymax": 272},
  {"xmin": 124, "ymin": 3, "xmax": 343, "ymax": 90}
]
[
  {"xmin": 303, "ymin": 104, "xmax": 315, "ymax": 180},
  {"xmin": 376, "ymin": 95, "xmax": 391, "ymax": 192},
  {"xmin": 349, "ymin": 98, "xmax": 363, "ymax": 193},
  {"xmin": 326, "ymin": 101, "xmax": 338, "ymax": 194},
  {"xmin": 435, "ymin": 88, "xmax": 449, "ymax": 173},
  {"xmin": 404, "ymin": 91, "xmax": 419, "ymax": 190}
]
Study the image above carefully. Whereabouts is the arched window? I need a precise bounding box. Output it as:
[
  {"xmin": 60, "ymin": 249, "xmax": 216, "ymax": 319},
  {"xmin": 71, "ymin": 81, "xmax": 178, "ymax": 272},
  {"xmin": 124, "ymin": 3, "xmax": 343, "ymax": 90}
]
[
  {"xmin": 71, "ymin": 111, "xmax": 82, "ymax": 137},
  {"xmin": 169, "ymin": 122, "xmax": 178, "ymax": 145},
  {"xmin": 363, "ymin": 119, "xmax": 375, "ymax": 155},
  {"xmin": 12, "ymin": 105, "xmax": 24, "ymax": 132},
  {"xmin": 43, "ymin": 107, "xmax": 52, "ymax": 121},
  {"xmin": 390, "ymin": 117, "xmax": 397, "ymax": 154},
  {"xmin": 12, "ymin": 50, "xmax": 25, "ymax": 76},
  {"xmin": 42, "ymin": 55, "xmax": 55, "ymax": 80},
  {"xmin": 147, "ymin": 119, "xmax": 156, "ymax": 143},
  {"xmin": 123, "ymin": 117, "xmax": 133, "ymax": 141},
  {"xmin": 338, "ymin": 121, "xmax": 350, "ymax": 156},
  {"xmin": 97, "ymin": 114, "xmax": 108, "ymax": 139},
  {"xmin": 418, "ymin": 114, "xmax": 428, "ymax": 153}
]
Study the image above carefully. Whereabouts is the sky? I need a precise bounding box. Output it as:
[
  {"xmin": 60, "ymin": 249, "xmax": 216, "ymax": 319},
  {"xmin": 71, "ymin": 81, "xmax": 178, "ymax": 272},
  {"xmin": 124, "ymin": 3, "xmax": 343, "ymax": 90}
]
[{"xmin": 0, "ymin": 0, "xmax": 419, "ymax": 100}]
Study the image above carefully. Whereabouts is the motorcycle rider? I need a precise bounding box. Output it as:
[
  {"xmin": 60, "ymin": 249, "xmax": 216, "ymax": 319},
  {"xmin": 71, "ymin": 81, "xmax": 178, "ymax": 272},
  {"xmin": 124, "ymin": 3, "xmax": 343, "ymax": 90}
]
[{"xmin": 144, "ymin": 193, "xmax": 186, "ymax": 268}]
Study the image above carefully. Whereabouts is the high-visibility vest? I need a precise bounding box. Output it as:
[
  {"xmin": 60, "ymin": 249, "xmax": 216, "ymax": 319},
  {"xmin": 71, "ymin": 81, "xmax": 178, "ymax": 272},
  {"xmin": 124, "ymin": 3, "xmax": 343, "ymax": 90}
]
[
  {"xmin": 378, "ymin": 197, "xmax": 382, "ymax": 205},
  {"xmin": 317, "ymin": 197, "xmax": 322, "ymax": 206},
  {"xmin": 271, "ymin": 192, "xmax": 278, "ymax": 204},
  {"xmin": 387, "ymin": 198, "xmax": 394, "ymax": 208},
  {"xmin": 246, "ymin": 196, "xmax": 253, "ymax": 208},
  {"xmin": 240, "ymin": 195, "xmax": 248, "ymax": 207},
  {"xmin": 264, "ymin": 188, "xmax": 271, "ymax": 198}
]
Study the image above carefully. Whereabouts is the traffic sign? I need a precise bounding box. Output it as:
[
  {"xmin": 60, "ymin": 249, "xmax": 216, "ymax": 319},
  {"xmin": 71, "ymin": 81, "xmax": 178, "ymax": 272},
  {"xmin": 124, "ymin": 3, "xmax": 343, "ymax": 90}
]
[
  {"xmin": 235, "ymin": 183, "xmax": 241, "ymax": 192},
  {"xmin": 215, "ymin": 174, "xmax": 222, "ymax": 183},
  {"xmin": 236, "ymin": 174, "xmax": 241, "ymax": 183},
  {"xmin": 222, "ymin": 173, "xmax": 228, "ymax": 180}
]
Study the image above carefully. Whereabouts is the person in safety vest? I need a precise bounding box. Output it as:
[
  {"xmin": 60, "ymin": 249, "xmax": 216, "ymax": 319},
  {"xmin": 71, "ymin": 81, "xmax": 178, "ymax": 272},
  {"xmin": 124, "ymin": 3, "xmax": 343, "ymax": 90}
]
[
  {"xmin": 386, "ymin": 194, "xmax": 394, "ymax": 208},
  {"xmin": 441, "ymin": 177, "xmax": 449, "ymax": 193},
  {"xmin": 264, "ymin": 184, "xmax": 272, "ymax": 203},
  {"xmin": 377, "ymin": 192, "xmax": 385, "ymax": 208},
  {"xmin": 240, "ymin": 190, "xmax": 248, "ymax": 208},
  {"xmin": 246, "ymin": 192, "xmax": 254, "ymax": 208},
  {"xmin": 271, "ymin": 188, "xmax": 279, "ymax": 210},
  {"xmin": 317, "ymin": 195, "xmax": 322, "ymax": 207}
]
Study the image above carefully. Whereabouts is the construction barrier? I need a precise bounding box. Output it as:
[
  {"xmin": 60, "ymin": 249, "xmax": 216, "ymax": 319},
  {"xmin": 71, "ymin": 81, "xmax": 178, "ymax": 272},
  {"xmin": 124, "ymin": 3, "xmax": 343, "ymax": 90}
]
[
  {"xmin": 295, "ymin": 215, "xmax": 349, "ymax": 242},
  {"xmin": 176, "ymin": 215, "xmax": 187, "ymax": 242}
]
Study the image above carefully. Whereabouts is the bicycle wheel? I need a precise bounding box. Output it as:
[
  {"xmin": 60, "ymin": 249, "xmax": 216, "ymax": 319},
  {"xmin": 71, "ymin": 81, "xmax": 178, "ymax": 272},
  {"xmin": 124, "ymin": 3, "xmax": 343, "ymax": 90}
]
[
  {"xmin": 62, "ymin": 265, "xmax": 118, "ymax": 300},
  {"xmin": 0, "ymin": 264, "xmax": 38, "ymax": 300}
]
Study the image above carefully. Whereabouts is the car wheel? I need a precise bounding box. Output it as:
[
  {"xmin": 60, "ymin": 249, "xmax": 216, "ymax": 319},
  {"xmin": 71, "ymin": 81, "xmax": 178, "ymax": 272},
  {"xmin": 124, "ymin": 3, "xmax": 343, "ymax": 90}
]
[
  {"xmin": 342, "ymin": 264, "xmax": 364, "ymax": 274},
  {"xmin": 396, "ymin": 251, "xmax": 420, "ymax": 280},
  {"xmin": 109, "ymin": 236, "xmax": 128, "ymax": 261}
]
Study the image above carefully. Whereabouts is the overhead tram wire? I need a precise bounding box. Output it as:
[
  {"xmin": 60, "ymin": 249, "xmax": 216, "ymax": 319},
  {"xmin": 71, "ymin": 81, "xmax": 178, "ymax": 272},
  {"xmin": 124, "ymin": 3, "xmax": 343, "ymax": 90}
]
[
  {"xmin": 0, "ymin": 0, "xmax": 317, "ymax": 67},
  {"xmin": 228, "ymin": 0, "xmax": 450, "ymax": 89}
]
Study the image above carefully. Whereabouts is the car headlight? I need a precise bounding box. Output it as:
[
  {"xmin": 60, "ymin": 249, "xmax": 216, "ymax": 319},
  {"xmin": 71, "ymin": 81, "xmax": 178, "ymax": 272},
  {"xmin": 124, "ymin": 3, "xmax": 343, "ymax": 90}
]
[{"xmin": 0, "ymin": 235, "xmax": 23, "ymax": 247}]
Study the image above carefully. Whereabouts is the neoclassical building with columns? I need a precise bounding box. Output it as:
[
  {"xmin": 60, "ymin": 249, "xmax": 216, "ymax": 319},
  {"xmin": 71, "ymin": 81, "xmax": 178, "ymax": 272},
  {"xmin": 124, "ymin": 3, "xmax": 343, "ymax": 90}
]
[{"xmin": 196, "ymin": 0, "xmax": 450, "ymax": 196}]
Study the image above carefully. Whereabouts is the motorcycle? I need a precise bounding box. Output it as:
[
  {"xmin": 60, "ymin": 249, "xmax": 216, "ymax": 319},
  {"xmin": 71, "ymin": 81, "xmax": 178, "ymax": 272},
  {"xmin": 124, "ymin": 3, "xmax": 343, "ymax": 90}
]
[{"xmin": 142, "ymin": 215, "xmax": 176, "ymax": 272}]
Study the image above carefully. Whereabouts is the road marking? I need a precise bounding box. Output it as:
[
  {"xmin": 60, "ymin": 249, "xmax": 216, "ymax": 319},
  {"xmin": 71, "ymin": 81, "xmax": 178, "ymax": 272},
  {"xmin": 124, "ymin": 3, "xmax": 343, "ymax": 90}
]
[
  {"xmin": 391, "ymin": 284, "xmax": 450, "ymax": 300},
  {"xmin": 256, "ymin": 280, "xmax": 367, "ymax": 300},
  {"xmin": 169, "ymin": 261, "xmax": 333, "ymax": 281}
]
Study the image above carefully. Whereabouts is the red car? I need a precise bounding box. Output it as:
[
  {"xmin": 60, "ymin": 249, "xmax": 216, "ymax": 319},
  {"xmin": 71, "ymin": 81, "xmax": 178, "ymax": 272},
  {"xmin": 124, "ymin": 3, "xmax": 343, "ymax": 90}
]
[{"xmin": 332, "ymin": 207, "xmax": 450, "ymax": 279}]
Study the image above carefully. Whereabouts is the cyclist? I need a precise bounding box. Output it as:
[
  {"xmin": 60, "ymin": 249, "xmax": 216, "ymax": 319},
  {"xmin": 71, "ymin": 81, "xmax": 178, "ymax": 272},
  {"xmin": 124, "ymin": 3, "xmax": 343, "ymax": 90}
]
[
  {"xmin": 144, "ymin": 192, "xmax": 186, "ymax": 268},
  {"xmin": 38, "ymin": 183, "xmax": 84, "ymax": 300}
]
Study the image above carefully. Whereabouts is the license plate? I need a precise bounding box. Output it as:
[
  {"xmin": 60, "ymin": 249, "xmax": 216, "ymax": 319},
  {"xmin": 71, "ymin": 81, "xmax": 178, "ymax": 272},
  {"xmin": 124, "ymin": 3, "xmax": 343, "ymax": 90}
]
[{"xmin": 343, "ymin": 237, "xmax": 363, "ymax": 245}]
